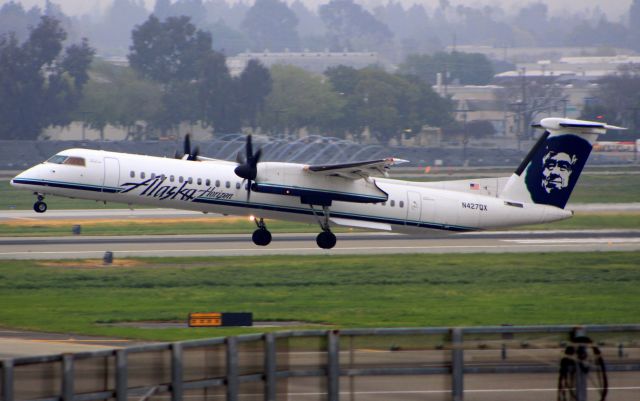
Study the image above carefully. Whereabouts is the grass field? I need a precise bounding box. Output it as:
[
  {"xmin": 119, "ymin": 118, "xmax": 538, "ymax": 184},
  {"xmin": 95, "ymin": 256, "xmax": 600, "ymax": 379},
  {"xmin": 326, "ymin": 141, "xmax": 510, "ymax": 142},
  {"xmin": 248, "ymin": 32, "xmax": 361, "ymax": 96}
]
[
  {"xmin": 2, "ymin": 172, "xmax": 639, "ymax": 211},
  {"xmin": 0, "ymin": 252, "xmax": 637, "ymax": 341}
]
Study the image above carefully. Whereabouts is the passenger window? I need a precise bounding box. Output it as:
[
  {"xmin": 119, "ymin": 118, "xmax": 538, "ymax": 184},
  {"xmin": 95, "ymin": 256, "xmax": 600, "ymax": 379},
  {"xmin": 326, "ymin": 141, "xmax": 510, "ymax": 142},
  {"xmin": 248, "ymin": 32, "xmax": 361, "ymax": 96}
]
[
  {"xmin": 130, "ymin": 171, "xmax": 135, "ymax": 178},
  {"xmin": 151, "ymin": 173, "xmax": 156, "ymax": 179},
  {"xmin": 170, "ymin": 175, "xmax": 175, "ymax": 182},
  {"xmin": 235, "ymin": 182, "xmax": 241, "ymax": 189},
  {"xmin": 225, "ymin": 181, "xmax": 230, "ymax": 188},
  {"xmin": 197, "ymin": 178, "xmax": 202, "ymax": 185},
  {"xmin": 205, "ymin": 179, "xmax": 210, "ymax": 186},
  {"xmin": 63, "ymin": 157, "xmax": 86, "ymax": 166},
  {"xmin": 399, "ymin": 201, "xmax": 404, "ymax": 208},
  {"xmin": 188, "ymin": 177, "xmax": 193, "ymax": 184},
  {"xmin": 141, "ymin": 172, "xmax": 145, "ymax": 179},
  {"xmin": 390, "ymin": 200, "xmax": 395, "ymax": 207},
  {"xmin": 215, "ymin": 180, "xmax": 220, "ymax": 187},
  {"xmin": 179, "ymin": 176, "xmax": 184, "ymax": 183}
]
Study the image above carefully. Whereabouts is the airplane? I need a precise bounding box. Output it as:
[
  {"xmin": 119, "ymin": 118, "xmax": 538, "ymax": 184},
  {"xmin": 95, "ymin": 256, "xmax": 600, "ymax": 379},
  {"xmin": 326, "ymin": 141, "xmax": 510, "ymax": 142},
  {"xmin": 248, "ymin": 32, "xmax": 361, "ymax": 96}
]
[{"xmin": 10, "ymin": 117, "xmax": 624, "ymax": 249}]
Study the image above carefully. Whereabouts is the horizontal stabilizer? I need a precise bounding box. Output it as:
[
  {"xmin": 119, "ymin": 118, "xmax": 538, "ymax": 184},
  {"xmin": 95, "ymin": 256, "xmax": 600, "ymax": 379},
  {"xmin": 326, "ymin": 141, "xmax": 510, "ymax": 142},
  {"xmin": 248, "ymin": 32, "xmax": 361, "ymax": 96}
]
[{"xmin": 533, "ymin": 118, "xmax": 626, "ymax": 132}]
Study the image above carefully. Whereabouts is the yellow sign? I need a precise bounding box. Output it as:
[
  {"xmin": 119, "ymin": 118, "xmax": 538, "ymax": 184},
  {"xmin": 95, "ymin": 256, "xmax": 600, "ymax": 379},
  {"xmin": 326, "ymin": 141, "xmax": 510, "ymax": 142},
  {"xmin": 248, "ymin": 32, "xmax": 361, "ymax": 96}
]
[{"xmin": 189, "ymin": 312, "xmax": 221, "ymax": 327}]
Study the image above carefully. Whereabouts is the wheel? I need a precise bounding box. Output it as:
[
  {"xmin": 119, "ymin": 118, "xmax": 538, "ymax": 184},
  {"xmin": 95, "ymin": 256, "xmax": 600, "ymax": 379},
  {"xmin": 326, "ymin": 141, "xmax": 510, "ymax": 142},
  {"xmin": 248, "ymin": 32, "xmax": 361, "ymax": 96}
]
[
  {"xmin": 33, "ymin": 201, "xmax": 47, "ymax": 213},
  {"xmin": 252, "ymin": 228, "xmax": 272, "ymax": 246},
  {"xmin": 316, "ymin": 231, "xmax": 337, "ymax": 249}
]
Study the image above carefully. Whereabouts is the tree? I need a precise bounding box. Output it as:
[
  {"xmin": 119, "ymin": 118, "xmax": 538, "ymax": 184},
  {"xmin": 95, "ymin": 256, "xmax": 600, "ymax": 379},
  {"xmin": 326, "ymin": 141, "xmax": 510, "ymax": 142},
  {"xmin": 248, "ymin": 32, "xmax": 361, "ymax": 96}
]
[
  {"xmin": 196, "ymin": 51, "xmax": 239, "ymax": 132},
  {"xmin": 326, "ymin": 67, "xmax": 453, "ymax": 143},
  {"xmin": 259, "ymin": 65, "xmax": 345, "ymax": 134},
  {"xmin": 153, "ymin": 0, "xmax": 208, "ymax": 28},
  {"xmin": 98, "ymin": 0, "xmax": 149, "ymax": 52},
  {"xmin": 499, "ymin": 78, "xmax": 567, "ymax": 139},
  {"xmin": 62, "ymin": 38, "xmax": 94, "ymax": 87},
  {"xmin": 319, "ymin": 0, "xmax": 392, "ymax": 51},
  {"xmin": 241, "ymin": 0, "xmax": 300, "ymax": 51},
  {"xmin": 398, "ymin": 52, "xmax": 495, "ymax": 86},
  {"xmin": 129, "ymin": 15, "xmax": 213, "ymax": 83},
  {"xmin": 238, "ymin": 59, "xmax": 272, "ymax": 128},
  {"xmin": 0, "ymin": 16, "xmax": 94, "ymax": 140},
  {"xmin": 630, "ymin": 0, "xmax": 640, "ymax": 51},
  {"xmin": 579, "ymin": 67, "xmax": 640, "ymax": 139},
  {"xmin": 0, "ymin": 2, "xmax": 42, "ymax": 42},
  {"xmin": 76, "ymin": 61, "xmax": 163, "ymax": 140}
]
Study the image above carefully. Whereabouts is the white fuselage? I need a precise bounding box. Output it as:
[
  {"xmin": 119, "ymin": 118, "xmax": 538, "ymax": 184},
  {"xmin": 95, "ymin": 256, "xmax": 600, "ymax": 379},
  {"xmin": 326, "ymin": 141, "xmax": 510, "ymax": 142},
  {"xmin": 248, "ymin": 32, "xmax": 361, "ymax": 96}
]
[{"xmin": 11, "ymin": 149, "xmax": 572, "ymax": 234}]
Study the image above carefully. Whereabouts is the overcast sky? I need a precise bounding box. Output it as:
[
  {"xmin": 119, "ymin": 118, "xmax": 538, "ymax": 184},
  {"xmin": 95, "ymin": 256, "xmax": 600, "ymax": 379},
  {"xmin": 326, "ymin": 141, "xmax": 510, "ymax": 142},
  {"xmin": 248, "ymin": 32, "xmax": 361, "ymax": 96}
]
[{"xmin": 3, "ymin": 0, "xmax": 633, "ymax": 19}]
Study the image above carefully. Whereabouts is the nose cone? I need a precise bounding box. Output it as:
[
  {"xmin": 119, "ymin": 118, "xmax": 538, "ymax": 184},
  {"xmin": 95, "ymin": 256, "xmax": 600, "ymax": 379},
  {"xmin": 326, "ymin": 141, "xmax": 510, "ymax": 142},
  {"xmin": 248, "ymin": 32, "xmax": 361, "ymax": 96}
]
[{"xmin": 11, "ymin": 165, "xmax": 41, "ymax": 188}]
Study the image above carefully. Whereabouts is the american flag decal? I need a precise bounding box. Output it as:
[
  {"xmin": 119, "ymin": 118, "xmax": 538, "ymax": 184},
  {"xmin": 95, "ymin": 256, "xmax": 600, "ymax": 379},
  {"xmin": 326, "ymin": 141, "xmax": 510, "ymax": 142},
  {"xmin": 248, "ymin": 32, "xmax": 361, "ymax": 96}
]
[{"xmin": 470, "ymin": 183, "xmax": 480, "ymax": 190}]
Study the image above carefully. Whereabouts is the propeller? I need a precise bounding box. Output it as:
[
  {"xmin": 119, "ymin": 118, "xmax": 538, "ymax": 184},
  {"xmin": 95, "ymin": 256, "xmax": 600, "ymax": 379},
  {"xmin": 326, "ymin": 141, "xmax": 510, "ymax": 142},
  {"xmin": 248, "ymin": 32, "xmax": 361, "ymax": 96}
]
[
  {"xmin": 174, "ymin": 134, "xmax": 199, "ymax": 161},
  {"xmin": 234, "ymin": 134, "xmax": 262, "ymax": 201}
]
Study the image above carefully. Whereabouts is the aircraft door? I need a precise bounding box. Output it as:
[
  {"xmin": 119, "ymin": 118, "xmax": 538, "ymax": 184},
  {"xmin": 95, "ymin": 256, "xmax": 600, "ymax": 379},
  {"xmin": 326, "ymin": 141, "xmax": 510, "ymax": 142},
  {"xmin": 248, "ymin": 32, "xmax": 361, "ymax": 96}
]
[
  {"xmin": 103, "ymin": 157, "xmax": 120, "ymax": 191},
  {"xmin": 406, "ymin": 191, "xmax": 421, "ymax": 224}
]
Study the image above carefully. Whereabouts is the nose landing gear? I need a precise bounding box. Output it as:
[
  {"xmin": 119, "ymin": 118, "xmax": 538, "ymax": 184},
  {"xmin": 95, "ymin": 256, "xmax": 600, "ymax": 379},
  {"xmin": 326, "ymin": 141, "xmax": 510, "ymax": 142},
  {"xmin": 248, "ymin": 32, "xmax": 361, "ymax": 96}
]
[
  {"xmin": 251, "ymin": 217, "xmax": 272, "ymax": 246},
  {"xmin": 33, "ymin": 195, "xmax": 47, "ymax": 213}
]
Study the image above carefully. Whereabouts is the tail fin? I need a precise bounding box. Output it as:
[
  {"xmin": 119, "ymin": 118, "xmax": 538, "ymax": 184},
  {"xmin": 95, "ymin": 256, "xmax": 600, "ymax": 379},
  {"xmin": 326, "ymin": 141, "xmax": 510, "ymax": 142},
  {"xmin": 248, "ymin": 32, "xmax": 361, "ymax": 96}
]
[{"xmin": 499, "ymin": 118, "xmax": 625, "ymax": 209}]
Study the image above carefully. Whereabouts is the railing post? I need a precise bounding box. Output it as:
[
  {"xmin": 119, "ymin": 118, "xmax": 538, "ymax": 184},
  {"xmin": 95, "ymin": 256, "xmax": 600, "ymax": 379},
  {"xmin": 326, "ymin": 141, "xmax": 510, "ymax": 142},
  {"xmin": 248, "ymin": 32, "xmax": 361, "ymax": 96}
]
[
  {"xmin": 572, "ymin": 327, "xmax": 588, "ymax": 401},
  {"xmin": 116, "ymin": 349, "xmax": 128, "ymax": 401},
  {"xmin": 575, "ymin": 346, "xmax": 588, "ymax": 401},
  {"xmin": 328, "ymin": 330, "xmax": 340, "ymax": 401},
  {"xmin": 62, "ymin": 354, "xmax": 74, "ymax": 401},
  {"xmin": 227, "ymin": 337, "xmax": 239, "ymax": 401},
  {"xmin": 264, "ymin": 333, "xmax": 277, "ymax": 401},
  {"xmin": 451, "ymin": 328, "xmax": 464, "ymax": 401},
  {"xmin": 2, "ymin": 359, "xmax": 14, "ymax": 401},
  {"xmin": 171, "ymin": 343, "xmax": 183, "ymax": 401}
]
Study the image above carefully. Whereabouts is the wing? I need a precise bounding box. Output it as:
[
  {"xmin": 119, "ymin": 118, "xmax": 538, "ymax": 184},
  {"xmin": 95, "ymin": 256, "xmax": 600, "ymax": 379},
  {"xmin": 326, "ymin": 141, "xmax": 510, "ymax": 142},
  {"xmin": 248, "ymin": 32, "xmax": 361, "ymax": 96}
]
[{"xmin": 303, "ymin": 158, "xmax": 409, "ymax": 180}]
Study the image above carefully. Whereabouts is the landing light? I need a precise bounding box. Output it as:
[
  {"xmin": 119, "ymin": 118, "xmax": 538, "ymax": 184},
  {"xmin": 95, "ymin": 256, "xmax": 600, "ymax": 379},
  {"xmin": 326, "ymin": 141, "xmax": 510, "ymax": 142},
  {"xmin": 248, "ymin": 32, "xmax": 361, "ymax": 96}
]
[{"xmin": 249, "ymin": 215, "xmax": 256, "ymax": 221}]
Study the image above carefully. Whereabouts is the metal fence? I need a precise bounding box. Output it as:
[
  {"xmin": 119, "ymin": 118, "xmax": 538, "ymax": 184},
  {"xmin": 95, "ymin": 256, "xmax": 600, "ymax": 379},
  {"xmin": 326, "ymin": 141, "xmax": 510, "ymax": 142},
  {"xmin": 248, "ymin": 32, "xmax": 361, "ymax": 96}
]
[{"xmin": 1, "ymin": 324, "xmax": 639, "ymax": 401}]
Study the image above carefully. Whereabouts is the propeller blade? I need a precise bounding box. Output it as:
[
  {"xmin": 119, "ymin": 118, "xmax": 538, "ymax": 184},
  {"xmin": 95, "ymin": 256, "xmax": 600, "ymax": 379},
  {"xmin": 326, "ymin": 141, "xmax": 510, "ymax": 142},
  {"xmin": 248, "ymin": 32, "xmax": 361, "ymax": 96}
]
[
  {"xmin": 247, "ymin": 180, "xmax": 251, "ymax": 201},
  {"xmin": 236, "ymin": 151, "xmax": 245, "ymax": 164},
  {"xmin": 184, "ymin": 134, "xmax": 191, "ymax": 157},
  {"xmin": 246, "ymin": 135, "xmax": 253, "ymax": 161},
  {"xmin": 253, "ymin": 148, "xmax": 262, "ymax": 164},
  {"xmin": 189, "ymin": 146, "xmax": 200, "ymax": 161}
]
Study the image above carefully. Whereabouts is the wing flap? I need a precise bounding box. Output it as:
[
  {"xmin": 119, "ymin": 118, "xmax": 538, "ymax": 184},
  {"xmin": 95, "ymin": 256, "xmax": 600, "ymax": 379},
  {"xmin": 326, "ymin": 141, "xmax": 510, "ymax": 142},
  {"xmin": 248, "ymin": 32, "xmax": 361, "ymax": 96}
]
[
  {"xmin": 304, "ymin": 158, "xmax": 408, "ymax": 179},
  {"xmin": 330, "ymin": 217, "xmax": 392, "ymax": 231}
]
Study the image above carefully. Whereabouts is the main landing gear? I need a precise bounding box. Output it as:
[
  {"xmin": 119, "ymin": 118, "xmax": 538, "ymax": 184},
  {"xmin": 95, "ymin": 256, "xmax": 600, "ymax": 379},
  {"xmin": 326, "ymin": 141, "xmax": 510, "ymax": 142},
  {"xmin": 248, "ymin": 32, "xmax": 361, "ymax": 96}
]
[
  {"xmin": 311, "ymin": 205, "xmax": 336, "ymax": 249},
  {"xmin": 33, "ymin": 194, "xmax": 47, "ymax": 213},
  {"xmin": 252, "ymin": 217, "xmax": 272, "ymax": 246}
]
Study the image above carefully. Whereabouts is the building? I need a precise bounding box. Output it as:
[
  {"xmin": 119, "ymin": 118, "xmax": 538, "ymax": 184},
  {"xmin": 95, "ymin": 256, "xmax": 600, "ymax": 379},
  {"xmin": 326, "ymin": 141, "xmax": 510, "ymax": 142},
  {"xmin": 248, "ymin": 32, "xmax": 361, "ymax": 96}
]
[{"xmin": 227, "ymin": 50, "xmax": 382, "ymax": 76}]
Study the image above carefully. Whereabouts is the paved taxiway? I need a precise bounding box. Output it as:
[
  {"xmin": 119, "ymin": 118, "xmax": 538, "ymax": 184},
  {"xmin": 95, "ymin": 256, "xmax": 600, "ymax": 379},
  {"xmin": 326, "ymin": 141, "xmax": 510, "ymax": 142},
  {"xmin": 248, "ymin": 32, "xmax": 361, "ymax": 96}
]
[
  {"xmin": 1, "ymin": 230, "xmax": 639, "ymax": 259},
  {"xmin": 1, "ymin": 202, "xmax": 640, "ymax": 222}
]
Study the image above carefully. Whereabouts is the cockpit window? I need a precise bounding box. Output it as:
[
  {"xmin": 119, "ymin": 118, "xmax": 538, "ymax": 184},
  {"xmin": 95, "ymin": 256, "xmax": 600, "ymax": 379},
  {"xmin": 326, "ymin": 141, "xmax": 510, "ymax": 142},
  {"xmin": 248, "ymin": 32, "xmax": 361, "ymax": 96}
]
[
  {"xmin": 63, "ymin": 157, "xmax": 86, "ymax": 166},
  {"xmin": 47, "ymin": 155, "xmax": 68, "ymax": 164}
]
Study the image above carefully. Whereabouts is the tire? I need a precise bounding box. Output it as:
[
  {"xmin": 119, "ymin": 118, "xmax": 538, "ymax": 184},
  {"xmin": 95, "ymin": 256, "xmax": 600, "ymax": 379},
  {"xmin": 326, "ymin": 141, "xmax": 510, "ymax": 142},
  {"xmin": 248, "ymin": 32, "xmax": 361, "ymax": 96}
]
[
  {"xmin": 316, "ymin": 231, "xmax": 337, "ymax": 249},
  {"xmin": 252, "ymin": 228, "xmax": 272, "ymax": 246},
  {"xmin": 33, "ymin": 201, "xmax": 47, "ymax": 213}
]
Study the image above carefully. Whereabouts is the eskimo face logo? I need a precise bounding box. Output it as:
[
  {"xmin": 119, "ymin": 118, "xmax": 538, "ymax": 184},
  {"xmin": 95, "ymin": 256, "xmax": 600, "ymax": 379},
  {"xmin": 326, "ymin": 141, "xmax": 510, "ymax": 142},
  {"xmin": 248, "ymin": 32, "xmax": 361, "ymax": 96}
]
[
  {"xmin": 541, "ymin": 150, "xmax": 578, "ymax": 193},
  {"xmin": 524, "ymin": 134, "xmax": 592, "ymax": 209}
]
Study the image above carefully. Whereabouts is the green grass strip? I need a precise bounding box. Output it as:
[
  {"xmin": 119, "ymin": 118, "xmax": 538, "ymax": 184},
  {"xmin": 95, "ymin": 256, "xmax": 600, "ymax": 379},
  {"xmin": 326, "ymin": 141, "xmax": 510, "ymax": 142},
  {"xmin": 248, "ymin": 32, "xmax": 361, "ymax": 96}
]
[{"xmin": 0, "ymin": 252, "xmax": 637, "ymax": 341}]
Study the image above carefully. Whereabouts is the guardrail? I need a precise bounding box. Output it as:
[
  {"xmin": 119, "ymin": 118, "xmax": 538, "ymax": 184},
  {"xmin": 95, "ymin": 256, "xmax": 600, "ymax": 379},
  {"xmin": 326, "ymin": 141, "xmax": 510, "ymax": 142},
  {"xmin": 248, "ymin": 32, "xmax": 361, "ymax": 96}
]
[{"xmin": 1, "ymin": 324, "xmax": 639, "ymax": 401}]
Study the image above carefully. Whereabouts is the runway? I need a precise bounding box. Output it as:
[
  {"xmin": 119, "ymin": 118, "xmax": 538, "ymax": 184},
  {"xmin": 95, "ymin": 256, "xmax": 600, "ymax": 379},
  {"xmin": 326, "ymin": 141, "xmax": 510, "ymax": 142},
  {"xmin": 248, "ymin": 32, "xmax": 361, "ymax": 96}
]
[
  {"xmin": 1, "ymin": 203, "xmax": 639, "ymax": 221},
  {"xmin": 1, "ymin": 229, "xmax": 639, "ymax": 259}
]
